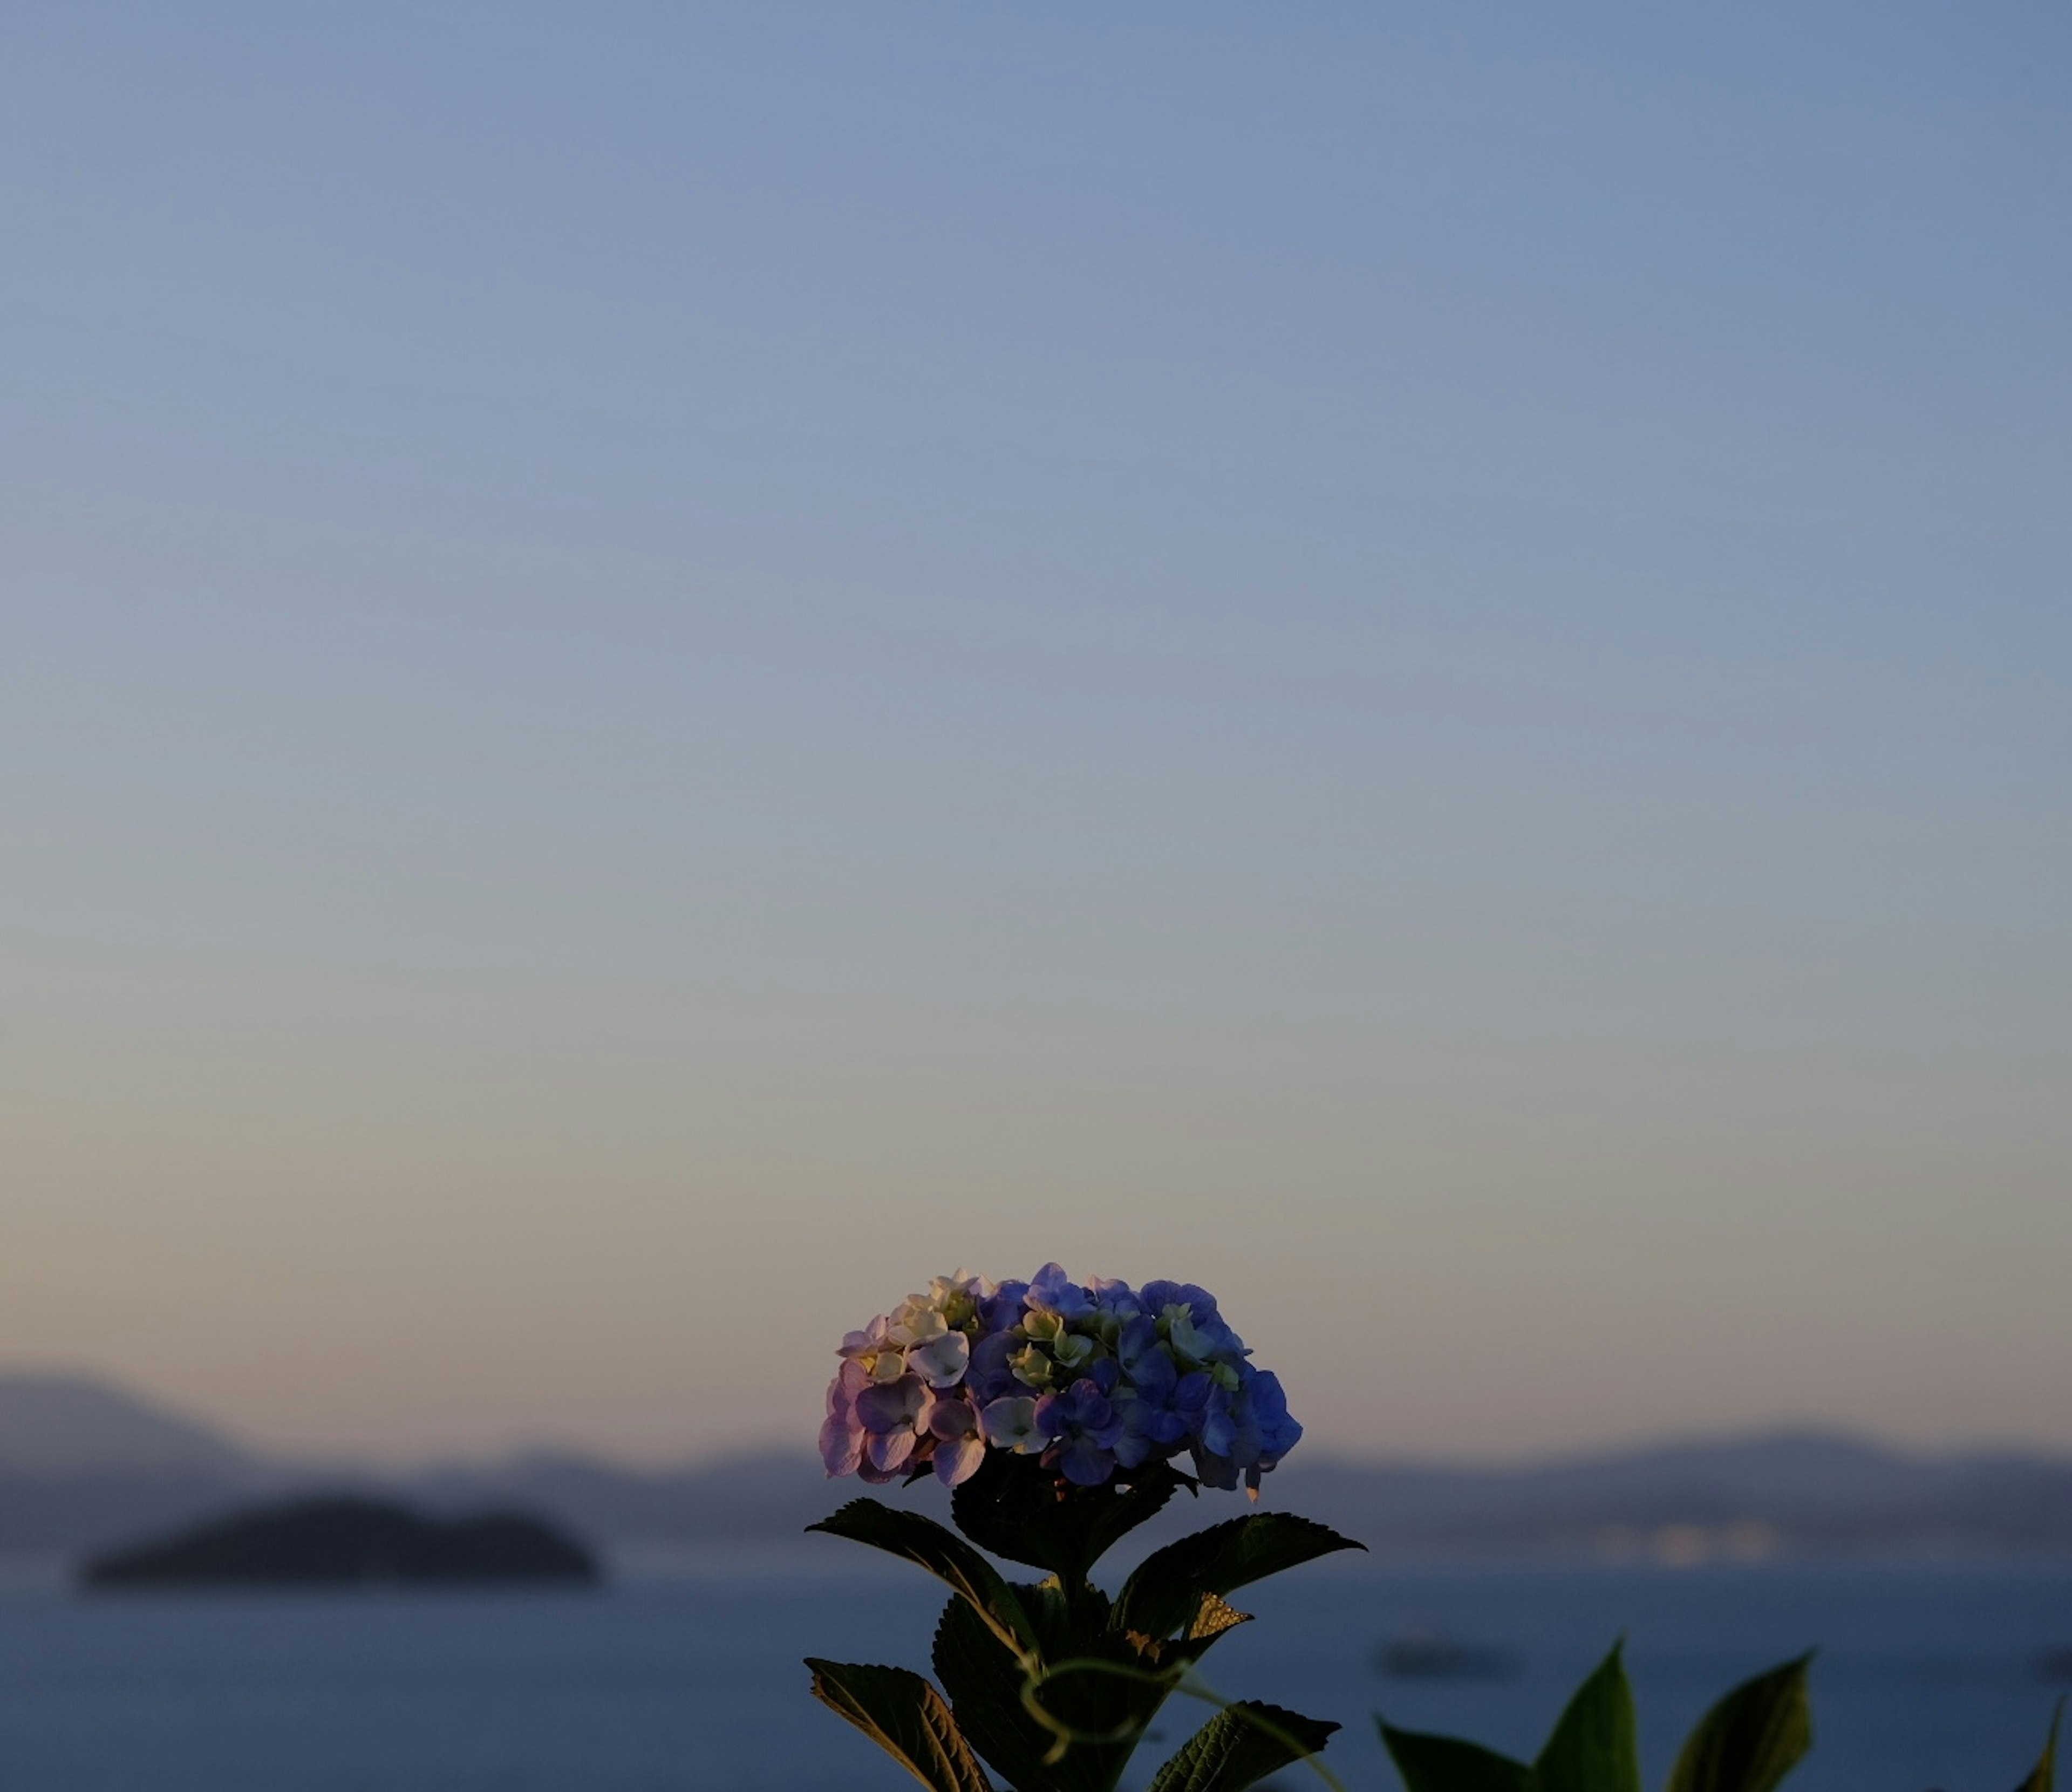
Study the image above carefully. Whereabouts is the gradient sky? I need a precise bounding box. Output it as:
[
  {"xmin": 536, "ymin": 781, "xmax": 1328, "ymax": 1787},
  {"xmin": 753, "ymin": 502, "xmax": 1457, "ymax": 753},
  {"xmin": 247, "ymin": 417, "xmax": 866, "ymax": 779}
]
[{"xmin": 4, "ymin": 4, "xmax": 2068, "ymax": 1465}]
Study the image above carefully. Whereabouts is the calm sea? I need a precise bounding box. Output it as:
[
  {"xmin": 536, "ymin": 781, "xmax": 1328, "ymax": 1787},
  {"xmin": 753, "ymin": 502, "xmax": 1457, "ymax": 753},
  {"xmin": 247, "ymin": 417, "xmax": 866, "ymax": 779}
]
[{"xmin": 1, "ymin": 1554, "xmax": 2067, "ymax": 1790}]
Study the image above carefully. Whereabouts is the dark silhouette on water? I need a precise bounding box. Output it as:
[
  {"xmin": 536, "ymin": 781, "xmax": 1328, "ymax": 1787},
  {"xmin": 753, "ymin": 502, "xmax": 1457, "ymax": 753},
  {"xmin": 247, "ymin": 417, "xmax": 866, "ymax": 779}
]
[
  {"xmin": 15, "ymin": 1374, "xmax": 2072, "ymax": 1563},
  {"xmin": 78, "ymin": 1495, "xmax": 601, "ymax": 1589},
  {"xmin": 1373, "ymin": 1624, "xmax": 1519, "ymax": 1681}
]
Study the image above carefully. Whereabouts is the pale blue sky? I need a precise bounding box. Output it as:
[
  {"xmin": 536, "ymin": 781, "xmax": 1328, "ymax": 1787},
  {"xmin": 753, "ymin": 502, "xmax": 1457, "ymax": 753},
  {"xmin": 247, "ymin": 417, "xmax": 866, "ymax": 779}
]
[{"xmin": 3, "ymin": 5, "xmax": 2067, "ymax": 1462}]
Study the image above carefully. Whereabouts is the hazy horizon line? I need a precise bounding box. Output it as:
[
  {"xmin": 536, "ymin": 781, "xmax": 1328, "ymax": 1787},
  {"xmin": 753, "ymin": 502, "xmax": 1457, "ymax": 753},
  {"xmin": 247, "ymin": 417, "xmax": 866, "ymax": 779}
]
[{"xmin": 9, "ymin": 1365, "xmax": 2069, "ymax": 1478}]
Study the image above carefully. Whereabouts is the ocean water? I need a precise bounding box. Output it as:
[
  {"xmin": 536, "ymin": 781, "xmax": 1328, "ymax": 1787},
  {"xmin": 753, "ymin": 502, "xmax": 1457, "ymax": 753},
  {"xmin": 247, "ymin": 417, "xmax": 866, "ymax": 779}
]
[{"xmin": 1, "ymin": 1555, "xmax": 2067, "ymax": 1790}]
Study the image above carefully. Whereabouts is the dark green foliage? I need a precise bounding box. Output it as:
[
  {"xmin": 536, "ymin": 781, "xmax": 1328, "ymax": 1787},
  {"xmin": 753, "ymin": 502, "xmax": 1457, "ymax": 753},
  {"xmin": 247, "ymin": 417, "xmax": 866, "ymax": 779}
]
[
  {"xmin": 1379, "ymin": 1643, "xmax": 2067, "ymax": 1792},
  {"xmin": 926, "ymin": 1565, "xmax": 1307, "ymax": 1792},
  {"xmin": 932, "ymin": 1592, "xmax": 1080, "ymax": 1792},
  {"xmin": 950, "ymin": 1449, "xmax": 1188, "ymax": 1583},
  {"xmin": 807, "ymin": 1499, "xmax": 1039, "ymax": 1654},
  {"xmin": 1373, "ymin": 1728, "xmax": 1534, "ymax": 1792},
  {"xmin": 2014, "ymin": 1702, "xmax": 2063, "ymax": 1792},
  {"xmin": 809, "ymin": 1453, "xmax": 1344, "ymax": 1792},
  {"xmin": 933, "ymin": 1581, "xmax": 1152, "ymax": 1792},
  {"xmin": 1380, "ymin": 1645, "xmax": 1807, "ymax": 1792},
  {"xmin": 1534, "ymin": 1645, "xmax": 1641, "ymax": 1792},
  {"xmin": 807, "ymin": 1657, "xmax": 995, "ymax": 1792},
  {"xmin": 1114, "ymin": 1512, "xmax": 1366, "ymax": 1641},
  {"xmin": 1143, "ymin": 1702, "xmax": 1340, "ymax": 1792},
  {"xmin": 814, "ymin": 1488, "xmax": 2061, "ymax": 1792},
  {"xmin": 1663, "ymin": 1653, "xmax": 1813, "ymax": 1792}
]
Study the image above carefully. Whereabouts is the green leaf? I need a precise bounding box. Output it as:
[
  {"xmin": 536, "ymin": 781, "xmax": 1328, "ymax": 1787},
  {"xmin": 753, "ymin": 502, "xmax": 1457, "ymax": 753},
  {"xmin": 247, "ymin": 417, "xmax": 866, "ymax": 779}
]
[
  {"xmin": 808, "ymin": 1499, "xmax": 1038, "ymax": 1655},
  {"xmin": 1375, "ymin": 1720, "xmax": 1533, "ymax": 1792},
  {"xmin": 1113, "ymin": 1512, "xmax": 1365, "ymax": 1640},
  {"xmin": 936, "ymin": 1584, "xmax": 1174, "ymax": 1792},
  {"xmin": 806, "ymin": 1658, "xmax": 994, "ymax": 1792},
  {"xmin": 951, "ymin": 1448, "xmax": 1186, "ymax": 1580},
  {"xmin": 1535, "ymin": 1643, "xmax": 1641, "ymax": 1792},
  {"xmin": 2015, "ymin": 1700, "xmax": 2064, "ymax": 1792},
  {"xmin": 935, "ymin": 1593, "xmax": 1096, "ymax": 1792},
  {"xmin": 1147, "ymin": 1701, "xmax": 1340, "ymax": 1792},
  {"xmin": 932, "ymin": 1598, "xmax": 1057, "ymax": 1792},
  {"xmin": 1664, "ymin": 1653, "xmax": 1814, "ymax": 1792}
]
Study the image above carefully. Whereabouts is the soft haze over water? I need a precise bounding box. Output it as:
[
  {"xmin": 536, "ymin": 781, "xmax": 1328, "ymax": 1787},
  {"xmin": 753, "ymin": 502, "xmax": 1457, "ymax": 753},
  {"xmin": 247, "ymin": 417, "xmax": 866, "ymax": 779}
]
[
  {"xmin": 3, "ymin": 5, "xmax": 2067, "ymax": 1462},
  {"xmin": 4, "ymin": 1560, "xmax": 2069, "ymax": 1790}
]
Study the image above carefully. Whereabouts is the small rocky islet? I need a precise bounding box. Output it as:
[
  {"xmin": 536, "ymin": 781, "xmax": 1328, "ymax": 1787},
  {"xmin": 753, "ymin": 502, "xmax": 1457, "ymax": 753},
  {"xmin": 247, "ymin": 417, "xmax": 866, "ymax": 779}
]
[{"xmin": 78, "ymin": 1494, "xmax": 601, "ymax": 1589}]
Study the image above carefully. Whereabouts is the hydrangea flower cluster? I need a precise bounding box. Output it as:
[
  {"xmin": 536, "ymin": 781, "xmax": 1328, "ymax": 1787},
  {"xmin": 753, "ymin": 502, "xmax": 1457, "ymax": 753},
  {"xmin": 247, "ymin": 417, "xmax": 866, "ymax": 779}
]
[{"xmin": 819, "ymin": 1265, "xmax": 1301, "ymax": 1494}]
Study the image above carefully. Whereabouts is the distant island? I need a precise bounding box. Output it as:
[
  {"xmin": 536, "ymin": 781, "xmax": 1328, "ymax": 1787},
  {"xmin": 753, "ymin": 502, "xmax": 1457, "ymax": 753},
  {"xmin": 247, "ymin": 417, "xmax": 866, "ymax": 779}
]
[
  {"xmin": 12, "ymin": 1373, "xmax": 2072, "ymax": 1565},
  {"xmin": 78, "ymin": 1494, "xmax": 602, "ymax": 1589}
]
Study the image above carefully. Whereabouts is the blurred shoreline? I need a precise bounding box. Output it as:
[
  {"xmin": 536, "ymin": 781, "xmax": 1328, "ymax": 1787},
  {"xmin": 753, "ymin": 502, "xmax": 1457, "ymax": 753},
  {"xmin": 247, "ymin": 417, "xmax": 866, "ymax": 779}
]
[{"xmin": 11, "ymin": 1375, "xmax": 2072, "ymax": 1571}]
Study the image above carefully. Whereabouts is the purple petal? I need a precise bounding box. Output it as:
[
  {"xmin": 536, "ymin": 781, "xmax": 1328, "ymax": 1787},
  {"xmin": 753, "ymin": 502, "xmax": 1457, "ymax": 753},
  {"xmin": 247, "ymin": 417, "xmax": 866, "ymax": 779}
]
[
  {"xmin": 819, "ymin": 1412, "xmax": 863, "ymax": 1477},
  {"xmin": 855, "ymin": 1375, "xmax": 929, "ymax": 1434},
  {"xmin": 839, "ymin": 1316, "xmax": 890, "ymax": 1358},
  {"xmin": 826, "ymin": 1359, "xmax": 869, "ymax": 1420},
  {"xmin": 1028, "ymin": 1262, "xmax": 1095, "ymax": 1320},
  {"xmin": 865, "ymin": 1428, "xmax": 916, "ymax": 1474},
  {"xmin": 932, "ymin": 1433, "xmax": 987, "ymax": 1486},
  {"xmin": 928, "ymin": 1395, "xmax": 979, "ymax": 1442},
  {"xmin": 978, "ymin": 1281, "xmax": 1030, "ymax": 1333},
  {"xmin": 1111, "ymin": 1428, "xmax": 1154, "ymax": 1470},
  {"xmin": 1054, "ymin": 1436, "xmax": 1114, "ymax": 1486},
  {"xmin": 1190, "ymin": 1444, "xmax": 1239, "ymax": 1491},
  {"xmin": 1031, "ymin": 1391, "xmax": 1066, "ymax": 1441}
]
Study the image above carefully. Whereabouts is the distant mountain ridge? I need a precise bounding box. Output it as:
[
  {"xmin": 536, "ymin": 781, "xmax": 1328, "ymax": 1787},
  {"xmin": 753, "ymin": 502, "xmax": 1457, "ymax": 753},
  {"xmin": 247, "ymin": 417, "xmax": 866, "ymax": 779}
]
[
  {"xmin": 410, "ymin": 1428, "xmax": 2072, "ymax": 1565},
  {"xmin": 3, "ymin": 1373, "xmax": 2069, "ymax": 1563},
  {"xmin": 0, "ymin": 1375, "xmax": 259, "ymax": 1475}
]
